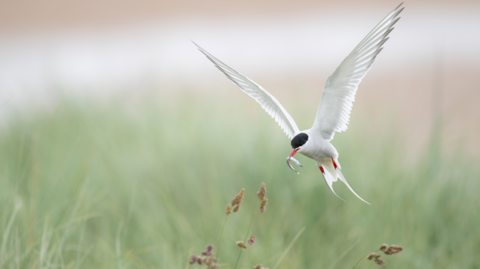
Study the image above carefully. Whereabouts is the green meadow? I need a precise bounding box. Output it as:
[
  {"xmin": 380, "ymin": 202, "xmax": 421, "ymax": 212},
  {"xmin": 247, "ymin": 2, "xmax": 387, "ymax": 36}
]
[{"xmin": 0, "ymin": 89, "xmax": 478, "ymax": 269}]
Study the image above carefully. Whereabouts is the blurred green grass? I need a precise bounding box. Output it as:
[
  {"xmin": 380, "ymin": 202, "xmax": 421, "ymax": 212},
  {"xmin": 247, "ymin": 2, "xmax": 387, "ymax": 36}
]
[{"xmin": 0, "ymin": 89, "xmax": 479, "ymax": 269}]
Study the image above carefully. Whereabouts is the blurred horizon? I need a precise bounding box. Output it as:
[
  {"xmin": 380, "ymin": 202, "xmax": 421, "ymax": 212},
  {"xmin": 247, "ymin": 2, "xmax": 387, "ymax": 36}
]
[{"xmin": 1, "ymin": 0, "xmax": 479, "ymax": 31}]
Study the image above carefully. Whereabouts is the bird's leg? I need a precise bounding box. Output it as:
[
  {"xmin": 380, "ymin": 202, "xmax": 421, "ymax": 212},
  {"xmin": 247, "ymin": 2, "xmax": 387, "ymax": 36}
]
[
  {"xmin": 331, "ymin": 157, "xmax": 338, "ymax": 169},
  {"xmin": 318, "ymin": 165, "xmax": 325, "ymax": 173},
  {"xmin": 318, "ymin": 164, "xmax": 346, "ymax": 202}
]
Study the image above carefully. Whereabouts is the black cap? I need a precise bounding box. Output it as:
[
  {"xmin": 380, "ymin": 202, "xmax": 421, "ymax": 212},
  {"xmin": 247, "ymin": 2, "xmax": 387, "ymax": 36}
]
[{"xmin": 291, "ymin": 133, "xmax": 308, "ymax": 149}]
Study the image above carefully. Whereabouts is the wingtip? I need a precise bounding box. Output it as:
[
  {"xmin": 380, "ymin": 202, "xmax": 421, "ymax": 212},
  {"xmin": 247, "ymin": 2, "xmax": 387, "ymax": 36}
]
[
  {"xmin": 190, "ymin": 40, "xmax": 206, "ymax": 53},
  {"xmin": 395, "ymin": 2, "xmax": 404, "ymax": 11},
  {"xmin": 191, "ymin": 40, "xmax": 202, "ymax": 50}
]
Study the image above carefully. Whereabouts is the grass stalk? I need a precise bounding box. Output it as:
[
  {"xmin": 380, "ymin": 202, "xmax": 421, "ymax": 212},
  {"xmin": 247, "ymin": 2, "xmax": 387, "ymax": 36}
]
[
  {"xmin": 116, "ymin": 221, "xmax": 124, "ymax": 269},
  {"xmin": 352, "ymin": 248, "xmax": 379, "ymax": 269},
  {"xmin": 246, "ymin": 248, "xmax": 261, "ymax": 265},
  {"xmin": 214, "ymin": 215, "xmax": 229, "ymax": 269},
  {"xmin": 272, "ymin": 227, "xmax": 305, "ymax": 269},
  {"xmin": 39, "ymin": 217, "xmax": 50, "ymax": 269},
  {"xmin": 15, "ymin": 227, "xmax": 20, "ymax": 269},
  {"xmin": 0, "ymin": 201, "xmax": 22, "ymax": 265},
  {"xmin": 233, "ymin": 210, "xmax": 257, "ymax": 269}
]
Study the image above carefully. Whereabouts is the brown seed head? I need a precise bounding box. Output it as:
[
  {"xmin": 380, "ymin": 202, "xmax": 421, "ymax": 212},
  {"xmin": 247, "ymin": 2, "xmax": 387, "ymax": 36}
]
[
  {"xmin": 384, "ymin": 245, "xmax": 403, "ymax": 255},
  {"xmin": 226, "ymin": 204, "xmax": 231, "ymax": 215},
  {"xmin": 233, "ymin": 204, "xmax": 241, "ymax": 213},
  {"xmin": 236, "ymin": 241, "xmax": 248, "ymax": 249},
  {"xmin": 260, "ymin": 198, "xmax": 268, "ymax": 213},
  {"xmin": 257, "ymin": 182, "xmax": 266, "ymax": 201},
  {"xmin": 248, "ymin": 235, "xmax": 256, "ymax": 245},
  {"xmin": 197, "ymin": 257, "xmax": 203, "ymax": 265},
  {"xmin": 206, "ymin": 244, "xmax": 214, "ymax": 251},
  {"xmin": 189, "ymin": 255, "xmax": 197, "ymax": 264},
  {"xmin": 207, "ymin": 256, "xmax": 218, "ymax": 267},
  {"xmin": 367, "ymin": 253, "xmax": 381, "ymax": 260},
  {"xmin": 379, "ymin": 244, "xmax": 388, "ymax": 251},
  {"xmin": 374, "ymin": 259, "xmax": 387, "ymax": 266},
  {"xmin": 231, "ymin": 188, "xmax": 245, "ymax": 207},
  {"xmin": 253, "ymin": 265, "xmax": 262, "ymax": 269}
]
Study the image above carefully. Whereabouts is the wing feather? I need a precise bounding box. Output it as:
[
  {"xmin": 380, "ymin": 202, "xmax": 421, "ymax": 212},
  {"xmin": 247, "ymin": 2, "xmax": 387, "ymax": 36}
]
[
  {"xmin": 312, "ymin": 3, "xmax": 404, "ymax": 140},
  {"xmin": 193, "ymin": 42, "xmax": 300, "ymax": 139}
]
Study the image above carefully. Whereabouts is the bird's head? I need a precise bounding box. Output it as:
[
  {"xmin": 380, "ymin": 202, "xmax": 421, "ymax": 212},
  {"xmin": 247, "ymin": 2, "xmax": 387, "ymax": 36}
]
[
  {"xmin": 286, "ymin": 133, "xmax": 309, "ymax": 174},
  {"xmin": 291, "ymin": 133, "xmax": 309, "ymax": 153}
]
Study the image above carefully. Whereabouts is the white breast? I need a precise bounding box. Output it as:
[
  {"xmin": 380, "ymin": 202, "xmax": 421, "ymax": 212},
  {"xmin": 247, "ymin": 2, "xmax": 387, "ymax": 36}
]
[{"xmin": 297, "ymin": 129, "xmax": 338, "ymax": 162}]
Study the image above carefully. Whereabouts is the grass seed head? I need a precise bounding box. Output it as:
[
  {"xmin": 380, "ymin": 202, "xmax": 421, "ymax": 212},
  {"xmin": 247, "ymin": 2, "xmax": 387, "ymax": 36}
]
[
  {"xmin": 367, "ymin": 253, "xmax": 381, "ymax": 260},
  {"xmin": 384, "ymin": 245, "xmax": 403, "ymax": 255},
  {"xmin": 248, "ymin": 235, "xmax": 256, "ymax": 245},
  {"xmin": 374, "ymin": 259, "xmax": 387, "ymax": 266},
  {"xmin": 197, "ymin": 257, "xmax": 204, "ymax": 265},
  {"xmin": 201, "ymin": 244, "xmax": 214, "ymax": 256},
  {"xmin": 225, "ymin": 204, "xmax": 231, "ymax": 215},
  {"xmin": 233, "ymin": 204, "xmax": 241, "ymax": 213},
  {"xmin": 189, "ymin": 255, "xmax": 198, "ymax": 264},
  {"xmin": 380, "ymin": 244, "xmax": 388, "ymax": 251},
  {"xmin": 205, "ymin": 255, "xmax": 215, "ymax": 266},
  {"xmin": 253, "ymin": 265, "xmax": 262, "ymax": 269},
  {"xmin": 236, "ymin": 241, "xmax": 248, "ymax": 249},
  {"xmin": 260, "ymin": 198, "xmax": 268, "ymax": 213},
  {"xmin": 257, "ymin": 182, "xmax": 266, "ymax": 201},
  {"xmin": 201, "ymin": 250, "xmax": 211, "ymax": 256},
  {"xmin": 231, "ymin": 188, "xmax": 245, "ymax": 207}
]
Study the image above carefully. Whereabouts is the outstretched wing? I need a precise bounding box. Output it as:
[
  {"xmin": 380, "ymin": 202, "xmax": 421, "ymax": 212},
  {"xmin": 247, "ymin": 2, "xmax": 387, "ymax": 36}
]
[
  {"xmin": 312, "ymin": 3, "xmax": 404, "ymax": 140},
  {"xmin": 193, "ymin": 42, "xmax": 300, "ymax": 139}
]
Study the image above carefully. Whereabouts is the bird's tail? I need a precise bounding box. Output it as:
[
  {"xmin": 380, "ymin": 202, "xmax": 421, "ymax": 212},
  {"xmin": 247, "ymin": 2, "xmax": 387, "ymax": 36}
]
[
  {"xmin": 337, "ymin": 168, "xmax": 370, "ymax": 205},
  {"xmin": 318, "ymin": 161, "xmax": 370, "ymax": 205}
]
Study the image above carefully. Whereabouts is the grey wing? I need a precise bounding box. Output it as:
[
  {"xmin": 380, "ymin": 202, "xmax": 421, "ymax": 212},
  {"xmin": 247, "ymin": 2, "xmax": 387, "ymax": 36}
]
[
  {"xmin": 193, "ymin": 41, "xmax": 300, "ymax": 139},
  {"xmin": 312, "ymin": 3, "xmax": 404, "ymax": 140}
]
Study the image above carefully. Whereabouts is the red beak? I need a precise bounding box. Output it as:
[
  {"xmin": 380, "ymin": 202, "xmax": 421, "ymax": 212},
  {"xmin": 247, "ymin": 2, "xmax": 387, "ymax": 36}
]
[
  {"xmin": 289, "ymin": 148, "xmax": 299, "ymax": 161},
  {"xmin": 286, "ymin": 148, "xmax": 302, "ymax": 174}
]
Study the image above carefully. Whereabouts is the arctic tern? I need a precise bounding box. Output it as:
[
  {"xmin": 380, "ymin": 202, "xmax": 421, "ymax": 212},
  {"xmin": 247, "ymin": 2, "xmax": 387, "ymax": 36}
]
[{"xmin": 193, "ymin": 3, "xmax": 404, "ymax": 204}]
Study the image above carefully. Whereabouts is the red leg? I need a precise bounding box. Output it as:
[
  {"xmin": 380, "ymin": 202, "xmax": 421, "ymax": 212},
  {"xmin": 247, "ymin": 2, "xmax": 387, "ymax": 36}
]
[
  {"xmin": 319, "ymin": 165, "xmax": 325, "ymax": 173},
  {"xmin": 331, "ymin": 157, "xmax": 338, "ymax": 169}
]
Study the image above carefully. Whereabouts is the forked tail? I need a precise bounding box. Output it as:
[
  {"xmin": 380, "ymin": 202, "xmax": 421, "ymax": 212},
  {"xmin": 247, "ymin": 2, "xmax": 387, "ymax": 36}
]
[
  {"xmin": 337, "ymin": 169, "xmax": 370, "ymax": 205},
  {"xmin": 317, "ymin": 161, "xmax": 370, "ymax": 205}
]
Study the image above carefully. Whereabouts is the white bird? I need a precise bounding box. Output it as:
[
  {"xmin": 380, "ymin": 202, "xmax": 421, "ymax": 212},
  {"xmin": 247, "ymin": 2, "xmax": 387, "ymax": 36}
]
[{"xmin": 193, "ymin": 3, "xmax": 404, "ymax": 204}]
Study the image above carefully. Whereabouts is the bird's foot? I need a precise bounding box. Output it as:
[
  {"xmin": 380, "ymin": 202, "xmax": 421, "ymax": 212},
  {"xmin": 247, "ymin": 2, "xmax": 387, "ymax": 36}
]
[
  {"xmin": 319, "ymin": 165, "xmax": 325, "ymax": 173},
  {"xmin": 331, "ymin": 157, "xmax": 338, "ymax": 169}
]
